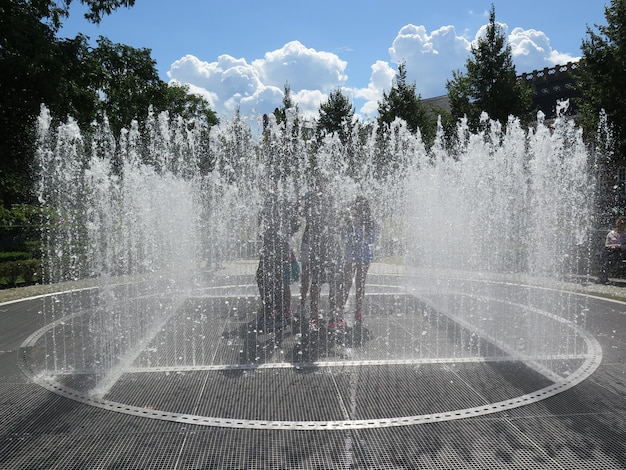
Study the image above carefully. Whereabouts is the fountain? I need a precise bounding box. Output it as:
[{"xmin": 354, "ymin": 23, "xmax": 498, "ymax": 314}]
[{"xmin": 21, "ymin": 104, "xmax": 601, "ymax": 429}]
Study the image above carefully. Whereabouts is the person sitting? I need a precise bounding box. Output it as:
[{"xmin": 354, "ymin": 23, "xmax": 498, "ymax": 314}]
[{"xmin": 597, "ymin": 215, "xmax": 626, "ymax": 284}]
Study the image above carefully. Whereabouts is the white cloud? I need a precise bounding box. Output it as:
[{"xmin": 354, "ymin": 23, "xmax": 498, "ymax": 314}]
[
  {"xmin": 167, "ymin": 24, "xmax": 578, "ymax": 120},
  {"xmin": 292, "ymin": 89, "xmax": 328, "ymax": 117},
  {"xmin": 253, "ymin": 40, "xmax": 348, "ymax": 91},
  {"xmin": 353, "ymin": 60, "xmax": 396, "ymax": 116},
  {"xmin": 168, "ymin": 54, "xmax": 271, "ymax": 116},
  {"xmin": 381, "ymin": 23, "xmax": 578, "ymax": 102},
  {"xmin": 235, "ymin": 85, "xmax": 284, "ymax": 117},
  {"xmin": 167, "ymin": 41, "xmax": 347, "ymax": 118},
  {"xmin": 388, "ymin": 24, "xmax": 472, "ymax": 98},
  {"xmin": 473, "ymin": 22, "xmax": 579, "ymax": 72},
  {"xmin": 508, "ymin": 27, "xmax": 580, "ymax": 71}
]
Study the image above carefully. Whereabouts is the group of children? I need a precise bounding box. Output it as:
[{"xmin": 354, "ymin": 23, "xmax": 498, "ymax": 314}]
[{"xmin": 255, "ymin": 181, "xmax": 376, "ymax": 332}]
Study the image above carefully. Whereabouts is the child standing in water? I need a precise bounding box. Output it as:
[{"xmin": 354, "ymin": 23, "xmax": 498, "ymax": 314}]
[
  {"xmin": 256, "ymin": 191, "xmax": 299, "ymax": 330},
  {"xmin": 341, "ymin": 195, "xmax": 376, "ymax": 323},
  {"xmin": 299, "ymin": 177, "xmax": 344, "ymax": 330}
]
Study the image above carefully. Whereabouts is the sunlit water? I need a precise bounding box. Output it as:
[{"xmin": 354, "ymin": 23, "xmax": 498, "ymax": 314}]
[{"xmin": 34, "ymin": 105, "xmax": 596, "ymax": 394}]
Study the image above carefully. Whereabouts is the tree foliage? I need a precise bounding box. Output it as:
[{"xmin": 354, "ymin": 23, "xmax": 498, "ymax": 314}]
[
  {"xmin": 273, "ymin": 82, "xmax": 298, "ymax": 126},
  {"xmin": 0, "ymin": 0, "xmax": 73, "ymax": 205},
  {"xmin": 0, "ymin": 0, "xmax": 216, "ymax": 206},
  {"xmin": 91, "ymin": 38, "xmax": 218, "ymax": 135},
  {"xmin": 162, "ymin": 83, "xmax": 218, "ymax": 128},
  {"xmin": 78, "ymin": 0, "xmax": 135, "ymax": 23},
  {"xmin": 92, "ymin": 37, "xmax": 166, "ymax": 135},
  {"xmin": 316, "ymin": 88, "xmax": 355, "ymax": 143},
  {"xmin": 377, "ymin": 62, "xmax": 433, "ymax": 138},
  {"xmin": 446, "ymin": 4, "xmax": 532, "ymax": 130},
  {"xmin": 576, "ymin": 0, "xmax": 626, "ymax": 157}
]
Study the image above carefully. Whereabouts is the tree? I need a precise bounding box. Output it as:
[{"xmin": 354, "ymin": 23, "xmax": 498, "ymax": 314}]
[
  {"xmin": 41, "ymin": 0, "xmax": 136, "ymax": 29},
  {"xmin": 0, "ymin": 0, "xmax": 136, "ymax": 206},
  {"xmin": 92, "ymin": 38, "xmax": 218, "ymax": 135},
  {"xmin": 162, "ymin": 83, "xmax": 218, "ymax": 128},
  {"xmin": 316, "ymin": 88, "xmax": 355, "ymax": 143},
  {"xmin": 273, "ymin": 82, "xmax": 299, "ymax": 127},
  {"xmin": 446, "ymin": 4, "xmax": 532, "ymax": 130},
  {"xmin": 78, "ymin": 0, "xmax": 135, "ymax": 23},
  {"xmin": 576, "ymin": 0, "xmax": 626, "ymax": 158},
  {"xmin": 1, "ymin": 0, "xmax": 60, "ymax": 204},
  {"xmin": 374, "ymin": 62, "xmax": 435, "ymax": 178},
  {"xmin": 92, "ymin": 37, "xmax": 169, "ymax": 136},
  {"xmin": 377, "ymin": 62, "xmax": 432, "ymax": 138},
  {"xmin": 0, "ymin": 1, "xmax": 216, "ymax": 205}
]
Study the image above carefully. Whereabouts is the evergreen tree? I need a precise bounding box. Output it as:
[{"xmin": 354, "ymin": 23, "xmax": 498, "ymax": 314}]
[
  {"xmin": 446, "ymin": 4, "xmax": 532, "ymax": 130},
  {"xmin": 576, "ymin": 0, "xmax": 626, "ymax": 158},
  {"xmin": 375, "ymin": 62, "xmax": 435, "ymax": 178},
  {"xmin": 273, "ymin": 82, "xmax": 298, "ymax": 126},
  {"xmin": 316, "ymin": 88, "xmax": 355, "ymax": 143},
  {"xmin": 377, "ymin": 62, "xmax": 432, "ymax": 138},
  {"xmin": 266, "ymin": 83, "xmax": 301, "ymax": 179}
]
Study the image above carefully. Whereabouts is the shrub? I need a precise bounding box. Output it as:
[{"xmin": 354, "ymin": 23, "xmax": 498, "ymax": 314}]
[
  {"xmin": 0, "ymin": 259, "xmax": 42, "ymax": 287},
  {"xmin": 0, "ymin": 251, "xmax": 31, "ymax": 262}
]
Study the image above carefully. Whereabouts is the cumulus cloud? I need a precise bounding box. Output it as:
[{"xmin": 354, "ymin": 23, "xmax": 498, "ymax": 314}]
[
  {"xmin": 387, "ymin": 24, "xmax": 472, "ymax": 99},
  {"xmin": 383, "ymin": 22, "xmax": 578, "ymax": 104},
  {"xmin": 253, "ymin": 41, "xmax": 348, "ymax": 91},
  {"xmin": 167, "ymin": 24, "xmax": 577, "ymax": 120},
  {"xmin": 353, "ymin": 60, "xmax": 396, "ymax": 116},
  {"xmin": 508, "ymin": 27, "xmax": 580, "ymax": 71},
  {"xmin": 168, "ymin": 41, "xmax": 347, "ymax": 119}
]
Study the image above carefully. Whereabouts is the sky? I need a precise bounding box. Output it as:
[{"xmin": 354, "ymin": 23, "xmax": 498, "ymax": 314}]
[{"xmin": 59, "ymin": 0, "xmax": 609, "ymax": 120}]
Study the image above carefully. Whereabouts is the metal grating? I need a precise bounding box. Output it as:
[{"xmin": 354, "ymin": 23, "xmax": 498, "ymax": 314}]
[
  {"xmin": 2, "ymin": 272, "xmax": 625, "ymax": 468},
  {"xmin": 19, "ymin": 284, "xmax": 604, "ymax": 433}
]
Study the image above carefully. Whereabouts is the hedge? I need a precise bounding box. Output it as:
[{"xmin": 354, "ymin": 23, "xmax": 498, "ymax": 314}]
[{"xmin": 0, "ymin": 259, "xmax": 42, "ymax": 287}]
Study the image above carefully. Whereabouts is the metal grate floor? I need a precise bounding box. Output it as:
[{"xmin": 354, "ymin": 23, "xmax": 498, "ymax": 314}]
[{"xmin": 1, "ymin": 271, "xmax": 625, "ymax": 469}]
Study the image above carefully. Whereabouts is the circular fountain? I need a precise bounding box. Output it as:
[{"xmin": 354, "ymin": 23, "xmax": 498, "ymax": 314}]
[{"xmin": 21, "ymin": 107, "xmax": 602, "ymax": 429}]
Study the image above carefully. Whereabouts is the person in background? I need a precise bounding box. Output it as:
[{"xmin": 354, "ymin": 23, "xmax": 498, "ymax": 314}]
[
  {"xmin": 298, "ymin": 189, "xmax": 315, "ymax": 318},
  {"xmin": 256, "ymin": 191, "xmax": 299, "ymax": 330},
  {"xmin": 341, "ymin": 195, "xmax": 376, "ymax": 322},
  {"xmin": 298, "ymin": 177, "xmax": 344, "ymax": 330},
  {"xmin": 597, "ymin": 215, "xmax": 626, "ymax": 284}
]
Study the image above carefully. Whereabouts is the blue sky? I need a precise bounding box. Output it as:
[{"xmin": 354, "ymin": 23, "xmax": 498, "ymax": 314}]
[{"xmin": 60, "ymin": 0, "xmax": 608, "ymax": 120}]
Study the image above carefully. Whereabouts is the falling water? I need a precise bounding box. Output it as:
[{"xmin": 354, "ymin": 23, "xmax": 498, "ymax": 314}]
[{"xmin": 33, "ymin": 104, "xmax": 595, "ymax": 393}]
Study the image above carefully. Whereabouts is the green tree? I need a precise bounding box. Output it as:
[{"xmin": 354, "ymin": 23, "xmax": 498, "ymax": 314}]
[
  {"xmin": 92, "ymin": 38, "xmax": 218, "ymax": 135},
  {"xmin": 375, "ymin": 61, "xmax": 435, "ymax": 178},
  {"xmin": 0, "ymin": 0, "xmax": 136, "ymax": 206},
  {"xmin": 273, "ymin": 82, "xmax": 299, "ymax": 127},
  {"xmin": 162, "ymin": 83, "xmax": 218, "ymax": 128},
  {"xmin": 78, "ymin": 0, "xmax": 135, "ymax": 23},
  {"xmin": 265, "ymin": 83, "xmax": 302, "ymax": 179},
  {"xmin": 92, "ymin": 36, "xmax": 168, "ymax": 136},
  {"xmin": 1, "ymin": 0, "xmax": 59, "ymax": 205},
  {"xmin": 316, "ymin": 88, "xmax": 355, "ymax": 143},
  {"xmin": 576, "ymin": 0, "xmax": 626, "ymax": 158},
  {"xmin": 40, "ymin": 0, "xmax": 136, "ymax": 29},
  {"xmin": 0, "ymin": 1, "xmax": 217, "ymax": 205},
  {"xmin": 377, "ymin": 61, "xmax": 432, "ymax": 137},
  {"xmin": 446, "ymin": 4, "xmax": 532, "ymax": 130}
]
